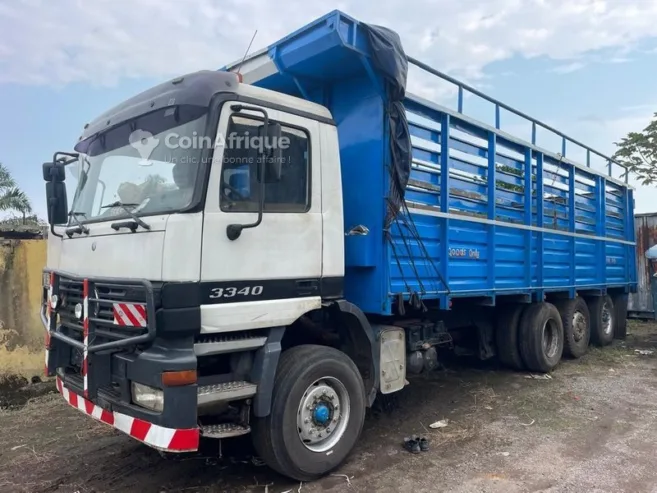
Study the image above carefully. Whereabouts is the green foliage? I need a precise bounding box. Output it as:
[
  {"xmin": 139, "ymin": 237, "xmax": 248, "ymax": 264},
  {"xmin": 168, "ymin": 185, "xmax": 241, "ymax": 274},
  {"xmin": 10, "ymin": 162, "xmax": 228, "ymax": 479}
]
[
  {"xmin": 613, "ymin": 112, "xmax": 657, "ymax": 185},
  {"xmin": 496, "ymin": 164, "xmax": 524, "ymax": 194},
  {"xmin": 0, "ymin": 214, "xmax": 45, "ymax": 227},
  {"xmin": 0, "ymin": 163, "xmax": 16, "ymax": 189},
  {"xmin": 0, "ymin": 163, "xmax": 33, "ymax": 216}
]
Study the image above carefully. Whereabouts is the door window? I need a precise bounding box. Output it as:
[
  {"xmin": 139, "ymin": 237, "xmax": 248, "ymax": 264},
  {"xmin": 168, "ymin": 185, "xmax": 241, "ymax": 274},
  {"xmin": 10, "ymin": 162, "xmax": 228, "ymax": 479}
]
[{"xmin": 219, "ymin": 114, "xmax": 310, "ymax": 213}]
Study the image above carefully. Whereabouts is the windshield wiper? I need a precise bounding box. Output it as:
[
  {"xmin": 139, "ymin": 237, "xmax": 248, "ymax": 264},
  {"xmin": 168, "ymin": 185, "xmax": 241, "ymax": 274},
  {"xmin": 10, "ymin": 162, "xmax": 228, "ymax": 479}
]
[
  {"xmin": 66, "ymin": 211, "xmax": 90, "ymax": 237},
  {"xmin": 101, "ymin": 201, "xmax": 151, "ymax": 231}
]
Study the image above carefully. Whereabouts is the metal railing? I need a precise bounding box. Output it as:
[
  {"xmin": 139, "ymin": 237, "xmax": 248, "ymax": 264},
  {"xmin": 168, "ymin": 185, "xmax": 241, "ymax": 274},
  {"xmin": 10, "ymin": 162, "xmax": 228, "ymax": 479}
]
[{"xmin": 407, "ymin": 56, "xmax": 629, "ymax": 183}]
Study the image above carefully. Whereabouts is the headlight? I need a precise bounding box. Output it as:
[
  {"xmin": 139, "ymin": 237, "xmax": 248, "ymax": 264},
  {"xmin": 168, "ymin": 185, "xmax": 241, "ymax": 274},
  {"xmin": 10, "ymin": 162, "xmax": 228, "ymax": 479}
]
[
  {"xmin": 131, "ymin": 382, "xmax": 164, "ymax": 412},
  {"xmin": 43, "ymin": 272, "xmax": 51, "ymax": 288},
  {"xmin": 74, "ymin": 303, "xmax": 83, "ymax": 320}
]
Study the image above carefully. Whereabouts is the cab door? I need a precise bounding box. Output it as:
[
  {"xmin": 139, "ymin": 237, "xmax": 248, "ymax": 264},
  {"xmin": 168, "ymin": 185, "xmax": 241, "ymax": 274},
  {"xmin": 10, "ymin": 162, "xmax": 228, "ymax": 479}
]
[{"xmin": 199, "ymin": 102, "xmax": 323, "ymax": 332}]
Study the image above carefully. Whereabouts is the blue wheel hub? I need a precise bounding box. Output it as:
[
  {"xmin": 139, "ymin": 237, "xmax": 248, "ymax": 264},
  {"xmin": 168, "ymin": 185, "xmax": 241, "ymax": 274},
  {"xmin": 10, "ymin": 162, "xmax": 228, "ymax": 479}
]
[{"xmin": 313, "ymin": 402, "xmax": 331, "ymax": 425}]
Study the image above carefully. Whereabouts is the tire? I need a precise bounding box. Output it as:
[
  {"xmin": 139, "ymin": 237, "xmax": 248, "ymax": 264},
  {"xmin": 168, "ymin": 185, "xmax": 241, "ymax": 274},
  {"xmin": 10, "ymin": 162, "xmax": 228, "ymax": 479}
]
[
  {"xmin": 588, "ymin": 295, "xmax": 615, "ymax": 346},
  {"xmin": 612, "ymin": 294, "xmax": 628, "ymax": 340},
  {"xmin": 518, "ymin": 302, "xmax": 564, "ymax": 373},
  {"xmin": 554, "ymin": 298, "xmax": 590, "ymax": 359},
  {"xmin": 251, "ymin": 345, "xmax": 366, "ymax": 481},
  {"xmin": 495, "ymin": 304, "xmax": 526, "ymax": 370}
]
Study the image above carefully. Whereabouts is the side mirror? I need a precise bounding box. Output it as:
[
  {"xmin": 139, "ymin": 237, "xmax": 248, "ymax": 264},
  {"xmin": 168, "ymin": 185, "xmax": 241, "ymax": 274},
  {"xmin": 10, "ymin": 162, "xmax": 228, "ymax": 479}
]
[
  {"xmin": 46, "ymin": 181, "xmax": 68, "ymax": 225},
  {"xmin": 259, "ymin": 122, "xmax": 283, "ymax": 183},
  {"xmin": 42, "ymin": 162, "xmax": 66, "ymax": 182}
]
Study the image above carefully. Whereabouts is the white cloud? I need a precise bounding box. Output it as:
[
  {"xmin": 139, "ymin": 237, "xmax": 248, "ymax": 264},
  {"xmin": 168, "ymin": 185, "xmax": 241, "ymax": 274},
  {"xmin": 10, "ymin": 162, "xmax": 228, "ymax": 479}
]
[
  {"xmin": 551, "ymin": 108, "xmax": 657, "ymax": 213},
  {"xmin": 3, "ymin": 0, "xmax": 657, "ymax": 215},
  {"xmin": 621, "ymin": 103, "xmax": 657, "ymax": 113},
  {"xmin": 550, "ymin": 61, "xmax": 587, "ymax": 74},
  {"xmin": 607, "ymin": 56, "xmax": 633, "ymax": 64},
  {"xmin": 1, "ymin": 0, "xmax": 657, "ymax": 86}
]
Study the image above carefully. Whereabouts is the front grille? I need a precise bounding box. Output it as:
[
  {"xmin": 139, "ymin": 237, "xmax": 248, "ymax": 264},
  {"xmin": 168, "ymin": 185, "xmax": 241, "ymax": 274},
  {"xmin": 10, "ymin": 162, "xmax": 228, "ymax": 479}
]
[
  {"xmin": 57, "ymin": 276, "xmax": 149, "ymax": 338},
  {"xmin": 58, "ymin": 278, "xmax": 83, "ymax": 330}
]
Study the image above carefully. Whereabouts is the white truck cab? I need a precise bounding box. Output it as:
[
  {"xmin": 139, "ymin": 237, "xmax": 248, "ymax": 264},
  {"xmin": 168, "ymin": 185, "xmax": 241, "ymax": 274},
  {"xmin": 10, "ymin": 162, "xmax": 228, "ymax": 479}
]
[{"xmin": 49, "ymin": 76, "xmax": 344, "ymax": 333}]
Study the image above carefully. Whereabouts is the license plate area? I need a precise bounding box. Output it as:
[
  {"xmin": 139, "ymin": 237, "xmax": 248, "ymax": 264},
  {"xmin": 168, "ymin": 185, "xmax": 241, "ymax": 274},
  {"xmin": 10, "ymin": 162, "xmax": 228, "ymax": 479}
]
[{"xmin": 70, "ymin": 347, "xmax": 83, "ymax": 370}]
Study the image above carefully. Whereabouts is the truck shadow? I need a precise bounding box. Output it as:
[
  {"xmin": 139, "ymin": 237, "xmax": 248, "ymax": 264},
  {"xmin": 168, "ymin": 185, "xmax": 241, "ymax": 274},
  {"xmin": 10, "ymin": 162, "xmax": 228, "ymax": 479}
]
[{"xmin": 89, "ymin": 358, "xmax": 511, "ymax": 492}]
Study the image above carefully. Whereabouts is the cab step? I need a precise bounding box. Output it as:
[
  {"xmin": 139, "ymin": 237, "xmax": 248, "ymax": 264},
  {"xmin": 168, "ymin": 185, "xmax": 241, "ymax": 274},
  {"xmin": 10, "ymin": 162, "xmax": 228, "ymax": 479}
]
[
  {"xmin": 201, "ymin": 422, "xmax": 251, "ymax": 439},
  {"xmin": 197, "ymin": 381, "xmax": 257, "ymax": 406}
]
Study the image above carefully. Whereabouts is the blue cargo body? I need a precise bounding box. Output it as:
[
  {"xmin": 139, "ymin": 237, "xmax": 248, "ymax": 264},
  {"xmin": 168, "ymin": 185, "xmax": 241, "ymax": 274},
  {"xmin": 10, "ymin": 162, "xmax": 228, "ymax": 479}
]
[{"xmin": 224, "ymin": 10, "xmax": 637, "ymax": 316}]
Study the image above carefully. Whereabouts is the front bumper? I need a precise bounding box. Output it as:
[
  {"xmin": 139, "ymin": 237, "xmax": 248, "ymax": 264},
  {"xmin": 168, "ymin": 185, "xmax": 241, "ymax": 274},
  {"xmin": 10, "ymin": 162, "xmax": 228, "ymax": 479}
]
[
  {"xmin": 56, "ymin": 376, "xmax": 199, "ymax": 452},
  {"xmin": 43, "ymin": 270, "xmax": 200, "ymax": 451}
]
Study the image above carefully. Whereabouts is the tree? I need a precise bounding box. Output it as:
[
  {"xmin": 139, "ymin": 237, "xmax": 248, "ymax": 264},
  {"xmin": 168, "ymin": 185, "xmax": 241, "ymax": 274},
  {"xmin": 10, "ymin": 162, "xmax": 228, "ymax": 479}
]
[
  {"xmin": 612, "ymin": 113, "xmax": 657, "ymax": 185},
  {"xmin": 0, "ymin": 163, "xmax": 33, "ymax": 222}
]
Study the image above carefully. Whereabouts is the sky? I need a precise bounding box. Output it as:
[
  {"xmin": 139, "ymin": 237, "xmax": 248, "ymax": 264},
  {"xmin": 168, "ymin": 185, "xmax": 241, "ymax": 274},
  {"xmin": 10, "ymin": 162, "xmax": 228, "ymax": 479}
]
[{"xmin": 1, "ymin": 0, "xmax": 656, "ymax": 218}]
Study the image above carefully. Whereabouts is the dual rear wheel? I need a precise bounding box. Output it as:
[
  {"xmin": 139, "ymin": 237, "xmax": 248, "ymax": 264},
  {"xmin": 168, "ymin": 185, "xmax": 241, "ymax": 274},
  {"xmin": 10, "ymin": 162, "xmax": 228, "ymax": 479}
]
[
  {"xmin": 554, "ymin": 297, "xmax": 591, "ymax": 358},
  {"xmin": 587, "ymin": 295, "xmax": 615, "ymax": 347},
  {"xmin": 496, "ymin": 301, "xmax": 565, "ymax": 372},
  {"xmin": 496, "ymin": 293, "xmax": 628, "ymax": 373}
]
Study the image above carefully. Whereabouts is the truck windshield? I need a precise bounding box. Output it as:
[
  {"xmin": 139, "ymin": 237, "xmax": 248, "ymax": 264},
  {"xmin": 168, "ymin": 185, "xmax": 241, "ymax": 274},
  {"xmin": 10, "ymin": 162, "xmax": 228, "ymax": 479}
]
[{"xmin": 70, "ymin": 107, "xmax": 208, "ymax": 223}]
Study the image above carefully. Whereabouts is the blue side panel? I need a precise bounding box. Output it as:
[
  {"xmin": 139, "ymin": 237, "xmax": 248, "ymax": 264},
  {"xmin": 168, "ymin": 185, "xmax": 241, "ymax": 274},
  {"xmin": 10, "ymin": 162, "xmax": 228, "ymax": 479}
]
[
  {"xmin": 388, "ymin": 213, "xmax": 443, "ymax": 294},
  {"xmin": 575, "ymin": 239, "xmax": 598, "ymax": 284},
  {"xmin": 335, "ymin": 78, "xmax": 388, "ymax": 314},
  {"xmin": 390, "ymin": 95, "xmax": 636, "ymax": 310},
  {"xmin": 226, "ymin": 9, "xmax": 636, "ymax": 315}
]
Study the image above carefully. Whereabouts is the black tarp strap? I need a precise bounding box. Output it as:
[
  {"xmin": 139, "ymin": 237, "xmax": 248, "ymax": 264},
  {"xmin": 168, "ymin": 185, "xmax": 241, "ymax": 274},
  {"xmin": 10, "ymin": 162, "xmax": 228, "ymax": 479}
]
[
  {"xmin": 362, "ymin": 24, "xmax": 411, "ymax": 228},
  {"xmin": 363, "ymin": 24, "xmax": 451, "ymax": 309}
]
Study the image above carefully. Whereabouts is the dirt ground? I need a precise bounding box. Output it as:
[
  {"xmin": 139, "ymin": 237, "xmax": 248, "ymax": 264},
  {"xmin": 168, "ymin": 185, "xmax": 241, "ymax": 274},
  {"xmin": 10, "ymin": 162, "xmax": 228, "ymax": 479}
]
[{"xmin": 2, "ymin": 321, "xmax": 657, "ymax": 493}]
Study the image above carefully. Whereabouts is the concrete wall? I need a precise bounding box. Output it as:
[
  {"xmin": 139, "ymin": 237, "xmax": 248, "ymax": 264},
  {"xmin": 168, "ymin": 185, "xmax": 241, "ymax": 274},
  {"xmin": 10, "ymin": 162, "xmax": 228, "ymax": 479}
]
[{"xmin": 0, "ymin": 239, "xmax": 46, "ymax": 377}]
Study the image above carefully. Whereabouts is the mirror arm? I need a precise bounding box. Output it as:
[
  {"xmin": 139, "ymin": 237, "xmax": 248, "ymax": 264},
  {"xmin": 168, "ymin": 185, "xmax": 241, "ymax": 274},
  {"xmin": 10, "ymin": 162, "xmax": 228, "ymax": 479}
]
[
  {"xmin": 49, "ymin": 202, "xmax": 64, "ymax": 238},
  {"xmin": 226, "ymin": 105, "xmax": 269, "ymax": 241},
  {"xmin": 50, "ymin": 224, "xmax": 63, "ymax": 239},
  {"xmin": 53, "ymin": 151, "xmax": 79, "ymax": 167}
]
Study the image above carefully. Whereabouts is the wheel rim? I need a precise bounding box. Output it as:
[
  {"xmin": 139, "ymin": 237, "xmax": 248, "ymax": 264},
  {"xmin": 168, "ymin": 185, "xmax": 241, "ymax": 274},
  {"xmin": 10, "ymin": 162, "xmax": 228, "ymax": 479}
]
[
  {"xmin": 542, "ymin": 318, "xmax": 560, "ymax": 358},
  {"xmin": 297, "ymin": 376, "xmax": 351, "ymax": 453},
  {"xmin": 572, "ymin": 311, "xmax": 587, "ymax": 342},
  {"xmin": 602, "ymin": 301, "xmax": 613, "ymax": 336}
]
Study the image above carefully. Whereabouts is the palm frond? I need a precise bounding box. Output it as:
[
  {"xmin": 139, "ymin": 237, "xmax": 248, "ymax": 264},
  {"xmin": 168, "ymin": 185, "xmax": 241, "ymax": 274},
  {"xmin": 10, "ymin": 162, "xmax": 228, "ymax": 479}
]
[
  {"xmin": 0, "ymin": 163, "xmax": 17, "ymax": 190},
  {"xmin": 0, "ymin": 187, "xmax": 32, "ymax": 213}
]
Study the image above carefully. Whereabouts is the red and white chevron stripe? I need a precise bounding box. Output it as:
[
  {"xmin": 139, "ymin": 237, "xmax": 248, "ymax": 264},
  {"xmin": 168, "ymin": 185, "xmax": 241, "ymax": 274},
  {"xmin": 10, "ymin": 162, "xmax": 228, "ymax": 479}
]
[
  {"xmin": 44, "ymin": 272, "xmax": 54, "ymax": 377},
  {"xmin": 82, "ymin": 279, "xmax": 89, "ymax": 398},
  {"xmin": 56, "ymin": 377, "xmax": 199, "ymax": 452},
  {"xmin": 113, "ymin": 302, "xmax": 147, "ymax": 327}
]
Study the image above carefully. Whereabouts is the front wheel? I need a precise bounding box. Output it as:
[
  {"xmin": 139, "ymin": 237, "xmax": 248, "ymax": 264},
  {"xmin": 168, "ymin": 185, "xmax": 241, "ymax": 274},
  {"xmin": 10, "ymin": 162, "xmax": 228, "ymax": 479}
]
[{"xmin": 252, "ymin": 345, "xmax": 366, "ymax": 481}]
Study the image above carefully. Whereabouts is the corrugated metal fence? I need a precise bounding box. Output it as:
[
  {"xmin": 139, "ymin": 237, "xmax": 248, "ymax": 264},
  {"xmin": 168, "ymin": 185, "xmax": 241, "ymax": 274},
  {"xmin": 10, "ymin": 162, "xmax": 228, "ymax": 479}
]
[{"xmin": 629, "ymin": 213, "xmax": 657, "ymax": 319}]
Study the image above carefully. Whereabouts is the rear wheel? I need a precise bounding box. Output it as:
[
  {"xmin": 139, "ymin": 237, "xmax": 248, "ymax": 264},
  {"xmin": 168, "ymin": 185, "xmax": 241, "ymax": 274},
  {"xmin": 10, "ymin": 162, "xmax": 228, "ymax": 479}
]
[
  {"xmin": 588, "ymin": 295, "xmax": 615, "ymax": 347},
  {"xmin": 554, "ymin": 297, "xmax": 590, "ymax": 359},
  {"xmin": 495, "ymin": 304, "xmax": 526, "ymax": 370},
  {"xmin": 612, "ymin": 294, "xmax": 628, "ymax": 340},
  {"xmin": 251, "ymin": 345, "xmax": 366, "ymax": 481},
  {"xmin": 518, "ymin": 302, "xmax": 564, "ymax": 373}
]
